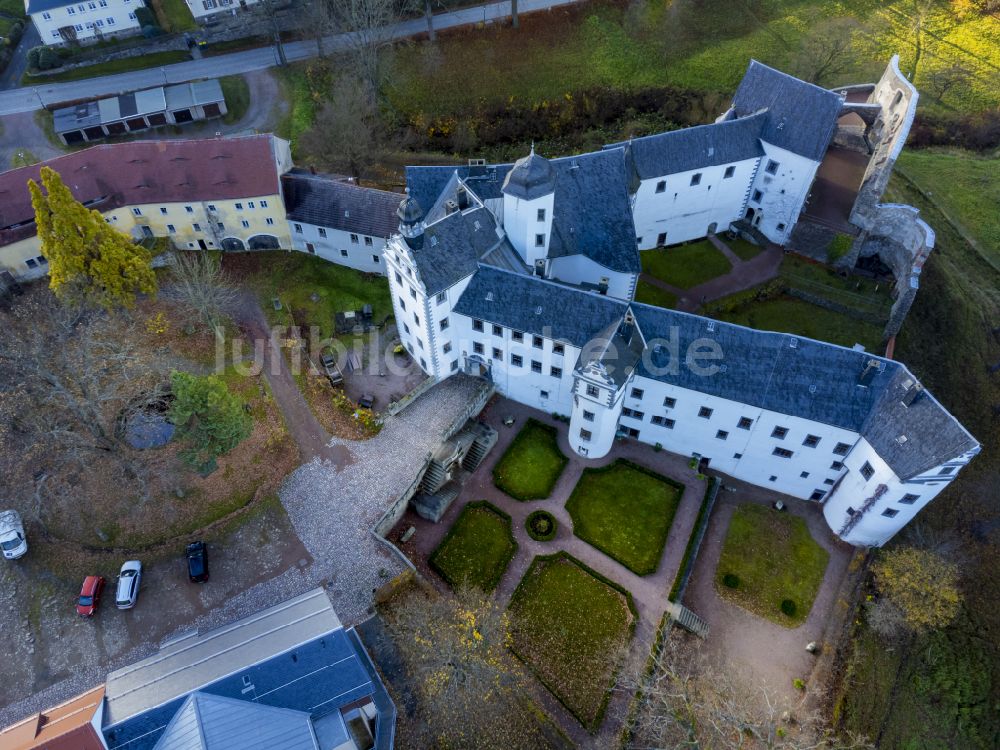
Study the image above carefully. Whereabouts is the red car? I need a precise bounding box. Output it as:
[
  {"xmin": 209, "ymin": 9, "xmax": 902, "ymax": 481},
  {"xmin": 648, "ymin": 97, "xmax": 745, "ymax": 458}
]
[{"xmin": 76, "ymin": 575, "xmax": 105, "ymax": 617}]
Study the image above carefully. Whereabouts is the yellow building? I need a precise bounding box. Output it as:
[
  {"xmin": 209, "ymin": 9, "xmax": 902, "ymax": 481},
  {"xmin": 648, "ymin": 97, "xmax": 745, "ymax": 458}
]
[{"xmin": 0, "ymin": 134, "xmax": 292, "ymax": 283}]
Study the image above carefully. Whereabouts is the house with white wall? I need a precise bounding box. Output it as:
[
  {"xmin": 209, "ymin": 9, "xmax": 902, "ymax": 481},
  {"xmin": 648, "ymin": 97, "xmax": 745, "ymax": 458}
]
[
  {"xmin": 184, "ymin": 0, "xmax": 259, "ymax": 20},
  {"xmin": 26, "ymin": 0, "xmax": 143, "ymax": 45}
]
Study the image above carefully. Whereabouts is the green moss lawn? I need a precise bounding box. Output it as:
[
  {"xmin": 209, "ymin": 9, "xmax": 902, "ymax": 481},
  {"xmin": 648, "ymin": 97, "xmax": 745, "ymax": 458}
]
[
  {"xmin": 726, "ymin": 237, "xmax": 764, "ymax": 261},
  {"xmin": 493, "ymin": 419, "xmax": 568, "ymax": 500},
  {"xmin": 634, "ymin": 279, "xmax": 677, "ymax": 309},
  {"xmin": 715, "ymin": 504, "xmax": 829, "ymax": 626},
  {"xmin": 509, "ymin": 553, "xmax": 634, "ymax": 730},
  {"xmin": 429, "ymin": 501, "xmax": 516, "ymax": 592},
  {"xmin": 566, "ymin": 460, "xmax": 683, "ymax": 576},
  {"xmin": 220, "ymin": 75, "xmax": 251, "ymax": 125},
  {"xmin": 641, "ymin": 240, "xmax": 732, "ymax": 290}
]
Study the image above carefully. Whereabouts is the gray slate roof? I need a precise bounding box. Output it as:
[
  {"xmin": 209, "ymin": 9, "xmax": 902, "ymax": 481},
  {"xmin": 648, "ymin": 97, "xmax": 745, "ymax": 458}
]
[
  {"xmin": 283, "ymin": 171, "xmax": 401, "ymax": 239},
  {"xmin": 731, "ymin": 60, "xmax": 844, "ymax": 162},
  {"xmin": 409, "ymin": 207, "xmax": 508, "ymax": 296},
  {"xmin": 152, "ymin": 693, "xmax": 318, "ymax": 750},
  {"xmin": 502, "ymin": 151, "xmax": 556, "ymax": 200},
  {"xmin": 26, "ymin": 0, "xmax": 76, "ymax": 14},
  {"xmin": 605, "ymin": 112, "xmax": 767, "ymax": 179},
  {"xmin": 406, "ymin": 164, "xmax": 512, "ymax": 213}
]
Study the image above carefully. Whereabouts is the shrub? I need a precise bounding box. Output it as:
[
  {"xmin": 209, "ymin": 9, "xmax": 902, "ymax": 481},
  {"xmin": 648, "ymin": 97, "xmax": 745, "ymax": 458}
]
[
  {"xmin": 525, "ymin": 510, "xmax": 557, "ymax": 542},
  {"xmin": 168, "ymin": 370, "xmax": 252, "ymax": 468},
  {"xmin": 722, "ymin": 573, "xmax": 740, "ymax": 589},
  {"xmin": 828, "ymin": 234, "xmax": 854, "ymax": 262},
  {"xmin": 29, "ymin": 46, "xmax": 62, "ymax": 71},
  {"xmin": 653, "ymin": 442, "xmax": 663, "ymax": 452},
  {"xmin": 793, "ymin": 678, "xmax": 806, "ymax": 691},
  {"xmin": 781, "ymin": 599, "xmax": 797, "ymax": 617},
  {"xmin": 135, "ymin": 6, "xmax": 158, "ymax": 27}
]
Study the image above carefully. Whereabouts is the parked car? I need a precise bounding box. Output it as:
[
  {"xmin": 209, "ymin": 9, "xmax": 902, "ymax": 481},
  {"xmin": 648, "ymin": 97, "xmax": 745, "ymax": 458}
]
[
  {"xmin": 115, "ymin": 560, "xmax": 142, "ymax": 609},
  {"xmin": 0, "ymin": 510, "xmax": 27, "ymax": 560},
  {"xmin": 186, "ymin": 541, "xmax": 209, "ymax": 583},
  {"xmin": 320, "ymin": 350, "xmax": 343, "ymax": 386},
  {"xmin": 358, "ymin": 393, "xmax": 375, "ymax": 410},
  {"xmin": 76, "ymin": 575, "xmax": 105, "ymax": 617}
]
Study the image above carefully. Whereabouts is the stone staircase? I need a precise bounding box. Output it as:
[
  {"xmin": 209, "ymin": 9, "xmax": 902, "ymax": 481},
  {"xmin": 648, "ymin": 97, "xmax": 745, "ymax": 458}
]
[
  {"xmin": 419, "ymin": 460, "xmax": 448, "ymax": 495},
  {"xmin": 667, "ymin": 602, "xmax": 710, "ymax": 638},
  {"xmin": 461, "ymin": 422, "xmax": 498, "ymax": 472},
  {"xmin": 412, "ymin": 483, "xmax": 460, "ymax": 522}
]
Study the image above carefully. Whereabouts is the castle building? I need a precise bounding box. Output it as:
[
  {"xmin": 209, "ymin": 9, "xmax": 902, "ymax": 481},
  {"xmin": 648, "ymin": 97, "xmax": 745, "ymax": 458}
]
[{"xmin": 383, "ymin": 58, "xmax": 978, "ymax": 548}]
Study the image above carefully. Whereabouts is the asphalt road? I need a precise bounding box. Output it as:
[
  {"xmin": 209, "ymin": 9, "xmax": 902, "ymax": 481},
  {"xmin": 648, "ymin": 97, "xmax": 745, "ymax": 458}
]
[{"xmin": 0, "ymin": 0, "xmax": 580, "ymax": 116}]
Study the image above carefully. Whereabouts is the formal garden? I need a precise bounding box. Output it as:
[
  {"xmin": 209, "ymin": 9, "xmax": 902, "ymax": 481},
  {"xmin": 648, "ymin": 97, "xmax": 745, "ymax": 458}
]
[
  {"xmin": 428, "ymin": 501, "xmax": 517, "ymax": 592},
  {"xmin": 492, "ymin": 418, "xmax": 568, "ymax": 500},
  {"xmin": 714, "ymin": 503, "xmax": 830, "ymax": 626}
]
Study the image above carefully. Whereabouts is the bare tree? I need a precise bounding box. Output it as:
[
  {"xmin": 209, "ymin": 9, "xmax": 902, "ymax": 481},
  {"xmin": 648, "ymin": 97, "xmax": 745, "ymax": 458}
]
[
  {"xmin": 331, "ymin": 0, "xmax": 403, "ymax": 96},
  {"xmin": 302, "ymin": 0, "xmax": 338, "ymax": 57},
  {"xmin": 792, "ymin": 16, "xmax": 862, "ymax": 85},
  {"xmin": 162, "ymin": 250, "xmax": 237, "ymax": 340},
  {"xmin": 923, "ymin": 63, "xmax": 972, "ymax": 104},
  {"xmin": 298, "ymin": 75, "xmax": 385, "ymax": 179},
  {"xmin": 622, "ymin": 636, "xmax": 873, "ymax": 750},
  {"xmin": 511, "ymin": 0, "xmax": 519, "ymax": 28}
]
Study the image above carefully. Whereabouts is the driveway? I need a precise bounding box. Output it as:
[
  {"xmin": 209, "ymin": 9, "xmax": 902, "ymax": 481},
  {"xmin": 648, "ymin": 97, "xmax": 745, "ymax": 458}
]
[
  {"xmin": 0, "ymin": 109, "xmax": 63, "ymax": 170},
  {"xmin": 0, "ymin": 21, "xmax": 39, "ymax": 91}
]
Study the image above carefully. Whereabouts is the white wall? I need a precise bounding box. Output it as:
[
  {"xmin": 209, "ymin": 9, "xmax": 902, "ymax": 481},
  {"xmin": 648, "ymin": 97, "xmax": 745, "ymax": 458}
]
[
  {"xmin": 546, "ymin": 254, "xmax": 636, "ymax": 301},
  {"xmin": 502, "ymin": 191, "xmax": 554, "ymax": 267},
  {"xmin": 568, "ymin": 370, "xmax": 621, "ymax": 458},
  {"xmin": 289, "ymin": 221, "xmax": 387, "ymax": 275},
  {"xmin": 745, "ymin": 143, "xmax": 819, "ymax": 245},
  {"xmin": 632, "ymin": 158, "xmax": 759, "ymax": 249},
  {"xmin": 186, "ymin": 0, "xmax": 259, "ymax": 19},
  {"xmin": 32, "ymin": 0, "xmax": 141, "ymax": 45}
]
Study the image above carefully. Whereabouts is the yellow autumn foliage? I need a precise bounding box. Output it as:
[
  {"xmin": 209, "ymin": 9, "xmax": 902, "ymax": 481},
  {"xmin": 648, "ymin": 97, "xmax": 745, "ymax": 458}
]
[{"xmin": 873, "ymin": 546, "xmax": 961, "ymax": 632}]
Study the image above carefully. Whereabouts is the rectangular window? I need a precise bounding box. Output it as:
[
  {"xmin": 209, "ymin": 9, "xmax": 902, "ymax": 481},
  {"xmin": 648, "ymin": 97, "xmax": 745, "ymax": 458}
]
[
  {"xmin": 535, "ymin": 234, "xmax": 545, "ymax": 247},
  {"xmin": 473, "ymin": 319, "xmax": 484, "ymax": 332},
  {"xmin": 752, "ymin": 189, "xmax": 763, "ymax": 203},
  {"xmin": 860, "ymin": 462, "xmax": 875, "ymax": 480},
  {"xmin": 132, "ymin": 207, "xmax": 142, "ymax": 216},
  {"xmin": 450, "ymin": 359, "xmax": 459, "ymax": 372},
  {"xmin": 540, "ymin": 390, "xmax": 549, "ymax": 399},
  {"xmin": 439, "ymin": 318, "xmax": 449, "ymax": 331},
  {"xmin": 362, "ymin": 236, "xmax": 372, "ymax": 246},
  {"xmin": 25, "ymin": 258, "xmax": 37, "ymax": 269},
  {"xmin": 657, "ymin": 232, "xmax": 667, "ymax": 246},
  {"xmin": 492, "ymin": 324, "xmax": 503, "ymax": 336},
  {"xmin": 690, "ymin": 173, "xmax": 702, "ymax": 186},
  {"xmin": 159, "ymin": 207, "xmax": 168, "ymax": 215},
  {"xmin": 823, "ymin": 478, "xmax": 835, "ymax": 485},
  {"xmin": 260, "ymin": 200, "xmax": 268, "ymax": 208},
  {"xmin": 533, "ymin": 335, "xmax": 543, "ymax": 349},
  {"xmin": 350, "ymin": 234, "xmax": 359, "ymax": 244},
  {"xmin": 166, "ymin": 224, "xmax": 175, "ymax": 233},
  {"xmin": 776, "ymin": 223, "xmax": 786, "ymax": 232},
  {"xmin": 207, "ymin": 204, "xmax": 216, "ymax": 211},
  {"xmin": 512, "ymin": 331, "xmax": 523, "ymax": 343},
  {"xmin": 881, "ymin": 508, "xmax": 899, "ymax": 518},
  {"xmin": 473, "ymin": 342, "xmax": 484, "ymax": 355},
  {"xmin": 663, "ymin": 418, "xmax": 675, "ymax": 429},
  {"xmin": 663, "ymin": 397, "xmax": 676, "ymax": 408},
  {"xmin": 305, "ymin": 243, "xmax": 315, "ymax": 254},
  {"xmin": 265, "ymin": 217, "xmax": 274, "ymax": 226},
  {"xmin": 318, "ymin": 227, "xmax": 327, "ymax": 238},
  {"xmin": 737, "ymin": 416, "xmax": 753, "ymax": 430},
  {"xmin": 67, "ymin": 5, "xmax": 75, "ymax": 12},
  {"xmin": 583, "ymin": 410, "xmax": 594, "ymax": 422},
  {"xmin": 833, "ymin": 442, "xmax": 851, "ymax": 456},
  {"xmin": 492, "ymin": 347, "xmax": 502, "ymax": 360},
  {"xmin": 651, "ymin": 415, "xmax": 663, "ymax": 425},
  {"xmin": 698, "ymin": 407, "xmax": 712, "ymax": 419},
  {"xmin": 43, "ymin": 11, "xmax": 51, "ymax": 18},
  {"xmin": 192, "ymin": 223, "xmax": 201, "ymax": 232},
  {"xmin": 241, "ymin": 220, "xmax": 250, "ymax": 229},
  {"xmin": 586, "ymin": 384, "xmax": 599, "ymax": 398},
  {"xmin": 185, "ymin": 205, "xmax": 193, "ymax": 213},
  {"xmin": 655, "ymin": 180, "xmax": 666, "ymax": 193},
  {"xmin": 395, "ymin": 272, "xmax": 402, "ymax": 284},
  {"xmin": 106, "ymin": 15, "xmax": 114, "ymax": 23},
  {"xmin": 372, "ymin": 255, "xmax": 379, "ymax": 264},
  {"xmin": 765, "ymin": 159, "xmax": 779, "ymax": 174},
  {"xmin": 511, "ymin": 354, "xmax": 523, "ymax": 367},
  {"xmin": 938, "ymin": 466, "xmax": 955, "ymax": 475},
  {"xmin": 580, "ymin": 429, "xmax": 592, "ymax": 442},
  {"xmin": 537, "ymin": 208, "xmax": 546, "ymax": 221},
  {"xmin": 235, "ymin": 203, "xmax": 243, "ymax": 210},
  {"xmin": 531, "ymin": 360, "xmax": 542, "ymax": 374},
  {"xmin": 443, "ymin": 342, "xmax": 452, "ymax": 354},
  {"xmin": 716, "ymin": 430, "xmax": 728, "ymax": 440},
  {"xmin": 247, "ymin": 201, "xmax": 255, "ymax": 209},
  {"xmin": 553, "ymin": 343, "xmax": 564, "ymax": 355},
  {"xmin": 773, "ymin": 447, "xmax": 793, "ymax": 458},
  {"xmin": 810, "ymin": 490, "xmax": 826, "ymax": 501},
  {"xmin": 398, "ymin": 297, "xmax": 406, "ymax": 311},
  {"xmin": 831, "ymin": 461, "xmax": 844, "ymax": 471},
  {"xmin": 772, "ymin": 426, "xmax": 788, "ymax": 439},
  {"xmin": 417, "ymin": 338, "xmax": 423, "ymax": 350},
  {"xmin": 900, "ymin": 493, "xmax": 919, "ymax": 505},
  {"xmin": 550, "ymin": 366, "xmax": 562, "ymax": 378},
  {"xmin": 437, "ymin": 292, "xmax": 447, "ymax": 304},
  {"xmin": 803, "ymin": 434, "xmax": 820, "ymax": 448},
  {"xmin": 631, "ymin": 387, "xmax": 644, "ymax": 400},
  {"xmin": 215, "ymin": 221, "xmax": 224, "ymax": 232},
  {"xmin": 293, "ymin": 223, "xmax": 302, "ymax": 233},
  {"xmin": 724, "ymin": 166, "xmax": 735, "ymax": 178},
  {"xmin": 800, "ymin": 471, "xmax": 810, "ymax": 478}
]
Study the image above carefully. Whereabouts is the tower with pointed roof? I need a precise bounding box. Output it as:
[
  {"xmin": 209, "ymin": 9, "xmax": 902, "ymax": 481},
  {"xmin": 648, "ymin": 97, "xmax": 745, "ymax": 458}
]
[{"xmin": 501, "ymin": 146, "xmax": 555, "ymax": 270}]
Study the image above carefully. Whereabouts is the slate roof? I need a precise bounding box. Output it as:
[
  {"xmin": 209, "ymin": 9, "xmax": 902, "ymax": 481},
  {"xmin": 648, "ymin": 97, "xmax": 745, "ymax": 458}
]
[
  {"xmin": 605, "ymin": 112, "xmax": 767, "ymax": 179},
  {"xmin": 405, "ymin": 164, "xmax": 513, "ymax": 213},
  {"xmin": 152, "ymin": 693, "xmax": 317, "ymax": 750},
  {"xmin": 282, "ymin": 171, "xmax": 401, "ymax": 239},
  {"xmin": 731, "ymin": 60, "xmax": 844, "ymax": 161},
  {"xmin": 502, "ymin": 151, "xmax": 556, "ymax": 200},
  {"xmin": 25, "ymin": 0, "xmax": 77, "ymax": 15}
]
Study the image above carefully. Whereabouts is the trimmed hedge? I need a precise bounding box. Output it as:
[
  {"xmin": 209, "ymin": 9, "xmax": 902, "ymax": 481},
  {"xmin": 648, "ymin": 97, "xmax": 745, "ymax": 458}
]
[
  {"xmin": 668, "ymin": 477, "xmax": 719, "ymax": 602},
  {"xmin": 525, "ymin": 510, "xmax": 557, "ymax": 542},
  {"xmin": 429, "ymin": 501, "xmax": 517, "ymax": 593}
]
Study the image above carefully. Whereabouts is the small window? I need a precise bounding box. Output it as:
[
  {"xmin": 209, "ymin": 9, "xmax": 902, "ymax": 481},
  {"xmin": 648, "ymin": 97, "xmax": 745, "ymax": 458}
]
[
  {"xmin": 235, "ymin": 203, "xmax": 243, "ymax": 210},
  {"xmin": 241, "ymin": 220, "xmax": 250, "ymax": 229},
  {"xmin": 723, "ymin": 166, "xmax": 735, "ymax": 179},
  {"xmin": 398, "ymin": 297, "xmax": 406, "ymax": 311},
  {"xmin": 579, "ymin": 429, "xmax": 592, "ymax": 442},
  {"xmin": 511, "ymin": 354, "xmax": 523, "ymax": 367},
  {"xmin": 881, "ymin": 508, "xmax": 899, "ymax": 518},
  {"xmin": 651, "ymin": 416, "xmax": 663, "ymax": 425},
  {"xmin": 938, "ymin": 466, "xmax": 955, "ymax": 476},
  {"xmin": 365, "ymin": 237, "xmax": 373, "ymax": 246},
  {"xmin": 473, "ymin": 319, "xmax": 484, "ymax": 332},
  {"xmin": 716, "ymin": 430, "xmax": 728, "ymax": 440},
  {"xmin": 132, "ymin": 207, "xmax": 142, "ymax": 216},
  {"xmin": 810, "ymin": 491, "xmax": 826, "ymax": 501},
  {"xmin": 318, "ymin": 227, "xmax": 327, "ymax": 238},
  {"xmin": 417, "ymin": 338, "xmax": 424, "ymax": 350},
  {"xmin": 443, "ymin": 342, "xmax": 452, "ymax": 354},
  {"xmin": 450, "ymin": 360, "xmax": 459, "ymax": 372},
  {"xmin": 535, "ymin": 234, "xmax": 545, "ymax": 247},
  {"xmin": 583, "ymin": 410, "xmax": 595, "ymax": 422},
  {"xmin": 166, "ymin": 224, "xmax": 176, "ymax": 233},
  {"xmin": 803, "ymin": 434, "xmax": 820, "ymax": 448},
  {"xmin": 409, "ymin": 287, "xmax": 417, "ymax": 300},
  {"xmin": 395, "ymin": 272, "xmax": 402, "ymax": 284},
  {"xmin": 823, "ymin": 478, "xmax": 835, "ymax": 486},
  {"xmin": 185, "ymin": 205, "xmax": 193, "ymax": 213},
  {"xmin": 655, "ymin": 180, "xmax": 666, "ymax": 193},
  {"xmin": 773, "ymin": 447, "xmax": 793, "ymax": 459},
  {"xmin": 831, "ymin": 461, "xmax": 844, "ymax": 471},
  {"xmin": 553, "ymin": 343, "xmax": 564, "ymax": 355},
  {"xmin": 769, "ymin": 475, "xmax": 778, "ymax": 482},
  {"xmin": 551, "ymin": 366, "xmax": 562, "ymax": 378},
  {"xmin": 737, "ymin": 417, "xmax": 753, "ymax": 430},
  {"xmin": 586, "ymin": 384, "xmax": 599, "ymax": 398},
  {"xmin": 473, "ymin": 342, "xmax": 484, "ymax": 355},
  {"xmin": 207, "ymin": 204, "xmax": 216, "ymax": 211},
  {"xmin": 492, "ymin": 347, "xmax": 502, "ymax": 359},
  {"xmin": 192, "ymin": 223, "xmax": 201, "ymax": 232},
  {"xmin": 531, "ymin": 360, "xmax": 542, "ymax": 374},
  {"xmin": 860, "ymin": 462, "xmax": 875, "ymax": 481},
  {"xmin": 533, "ymin": 335, "xmax": 543, "ymax": 349},
  {"xmin": 372, "ymin": 255, "xmax": 380, "ymax": 264},
  {"xmin": 159, "ymin": 207, "xmax": 168, "ymax": 215},
  {"xmin": 512, "ymin": 331, "xmax": 524, "ymax": 343},
  {"xmin": 413, "ymin": 314, "xmax": 420, "ymax": 326},
  {"xmin": 698, "ymin": 407, "xmax": 712, "ymax": 419},
  {"xmin": 260, "ymin": 200, "xmax": 268, "ymax": 208},
  {"xmin": 734, "ymin": 452, "xmax": 742, "ymax": 459},
  {"xmin": 540, "ymin": 390, "xmax": 549, "ymax": 399},
  {"xmin": 265, "ymin": 218, "xmax": 275, "ymax": 226},
  {"xmin": 492, "ymin": 324, "xmax": 503, "ymax": 336},
  {"xmin": 437, "ymin": 292, "xmax": 447, "ymax": 304},
  {"xmin": 631, "ymin": 388, "xmax": 644, "ymax": 400},
  {"xmin": 776, "ymin": 223, "xmax": 786, "ymax": 232},
  {"xmin": 439, "ymin": 318, "xmax": 449, "ymax": 331},
  {"xmin": 752, "ymin": 189, "xmax": 763, "ymax": 203},
  {"xmin": 833, "ymin": 442, "xmax": 851, "ymax": 456},
  {"xmin": 537, "ymin": 208, "xmax": 546, "ymax": 221},
  {"xmin": 771, "ymin": 426, "xmax": 788, "ymax": 439},
  {"xmin": 305, "ymin": 243, "xmax": 315, "ymax": 254},
  {"xmin": 800, "ymin": 471, "xmax": 809, "ymax": 478},
  {"xmin": 402, "ymin": 322, "xmax": 410, "ymax": 334},
  {"xmin": 900, "ymin": 493, "xmax": 919, "ymax": 505},
  {"xmin": 294, "ymin": 223, "xmax": 302, "ymax": 233},
  {"xmin": 420, "ymin": 357, "xmax": 427, "ymax": 368},
  {"xmin": 656, "ymin": 232, "xmax": 667, "ymax": 246},
  {"xmin": 663, "ymin": 418, "xmax": 676, "ymax": 429},
  {"xmin": 690, "ymin": 173, "xmax": 702, "ymax": 186},
  {"xmin": 350, "ymin": 234, "xmax": 359, "ymax": 244},
  {"xmin": 25, "ymin": 258, "xmax": 38, "ymax": 269},
  {"xmin": 663, "ymin": 397, "xmax": 676, "ymax": 408},
  {"xmin": 765, "ymin": 159, "xmax": 779, "ymax": 175}
]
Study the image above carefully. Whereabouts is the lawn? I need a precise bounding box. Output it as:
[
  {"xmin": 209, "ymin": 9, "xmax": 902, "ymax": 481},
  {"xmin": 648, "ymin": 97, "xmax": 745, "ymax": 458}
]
[
  {"xmin": 633, "ymin": 278, "xmax": 677, "ymax": 309},
  {"xmin": 509, "ymin": 553, "xmax": 635, "ymax": 730},
  {"xmin": 565, "ymin": 459, "xmax": 683, "ymax": 576},
  {"xmin": 726, "ymin": 237, "xmax": 764, "ymax": 261},
  {"xmin": 149, "ymin": 0, "xmax": 197, "ymax": 32},
  {"xmin": 640, "ymin": 240, "xmax": 732, "ymax": 290},
  {"xmin": 23, "ymin": 50, "xmax": 191, "ymax": 84},
  {"xmin": 717, "ymin": 295, "xmax": 884, "ymax": 351},
  {"xmin": 715, "ymin": 504, "xmax": 829, "ymax": 626},
  {"xmin": 220, "ymin": 75, "xmax": 251, "ymax": 125},
  {"xmin": 429, "ymin": 501, "xmax": 517, "ymax": 592},
  {"xmin": 0, "ymin": 0, "xmax": 24, "ymax": 16},
  {"xmin": 492, "ymin": 419, "xmax": 568, "ymax": 500}
]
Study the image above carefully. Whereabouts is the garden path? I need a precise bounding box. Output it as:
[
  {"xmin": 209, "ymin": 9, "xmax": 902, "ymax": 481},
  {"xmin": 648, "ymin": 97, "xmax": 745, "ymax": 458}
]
[
  {"xmin": 398, "ymin": 399, "xmax": 708, "ymax": 744},
  {"xmin": 640, "ymin": 235, "xmax": 784, "ymax": 313}
]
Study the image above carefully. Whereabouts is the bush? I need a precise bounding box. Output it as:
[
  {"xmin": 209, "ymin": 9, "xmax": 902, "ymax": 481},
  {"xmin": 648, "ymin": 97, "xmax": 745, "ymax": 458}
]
[
  {"xmin": 142, "ymin": 24, "xmax": 164, "ymax": 38},
  {"xmin": 135, "ymin": 6, "xmax": 158, "ymax": 27},
  {"xmin": 28, "ymin": 46, "xmax": 63, "ymax": 71},
  {"xmin": 781, "ymin": 599, "xmax": 797, "ymax": 617},
  {"xmin": 722, "ymin": 573, "xmax": 740, "ymax": 589},
  {"xmin": 525, "ymin": 510, "xmax": 557, "ymax": 542},
  {"xmin": 168, "ymin": 370, "xmax": 252, "ymax": 468},
  {"xmin": 793, "ymin": 678, "xmax": 806, "ymax": 691}
]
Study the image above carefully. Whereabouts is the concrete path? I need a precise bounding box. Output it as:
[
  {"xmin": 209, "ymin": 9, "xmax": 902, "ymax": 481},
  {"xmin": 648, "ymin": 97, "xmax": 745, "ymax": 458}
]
[{"xmin": 0, "ymin": 0, "xmax": 582, "ymax": 114}]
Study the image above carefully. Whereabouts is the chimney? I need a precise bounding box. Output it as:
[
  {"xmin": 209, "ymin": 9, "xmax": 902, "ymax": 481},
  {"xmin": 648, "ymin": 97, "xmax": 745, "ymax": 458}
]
[
  {"xmin": 456, "ymin": 186, "xmax": 469, "ymax": 210},
  {"xmin": 444, "ymin": 199, "xmax": 459, "ymax": 215},
  {"xmin": 901, "ymin": 381, "xmax": 923, "ymax": 406},
  {"xmin": 859, "ymin": 358, "xmax": 879, "ymax": 386}
]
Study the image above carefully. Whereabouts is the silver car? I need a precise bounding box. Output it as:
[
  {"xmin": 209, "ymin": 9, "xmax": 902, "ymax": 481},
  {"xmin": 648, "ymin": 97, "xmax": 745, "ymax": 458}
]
[{"xmin": 115, "ymin": 560, "xmax": 142, "ymax": 609}]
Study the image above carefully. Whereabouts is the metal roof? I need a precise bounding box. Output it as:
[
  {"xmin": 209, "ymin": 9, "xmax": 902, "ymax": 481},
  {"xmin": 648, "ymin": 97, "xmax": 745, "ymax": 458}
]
[{"xmin": 52, "ymin": 82, "xmax": 222, "ymax": 135}]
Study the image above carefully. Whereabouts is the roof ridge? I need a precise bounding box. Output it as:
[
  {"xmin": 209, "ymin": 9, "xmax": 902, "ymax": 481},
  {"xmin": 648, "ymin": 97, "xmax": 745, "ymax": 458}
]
[{"xmin": 746, "ymin": 59, "xmax": 844, "ymax": 100}]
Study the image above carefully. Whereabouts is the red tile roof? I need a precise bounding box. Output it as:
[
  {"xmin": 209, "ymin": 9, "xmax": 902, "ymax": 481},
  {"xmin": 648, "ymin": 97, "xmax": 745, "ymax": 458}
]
[
  {"xmin": 0, "ymin": 135, "xmax": 282, "ymax": 247},
  {"xmin": 0, "ymin": 686, "xmax": 106, "ymax": 750}
]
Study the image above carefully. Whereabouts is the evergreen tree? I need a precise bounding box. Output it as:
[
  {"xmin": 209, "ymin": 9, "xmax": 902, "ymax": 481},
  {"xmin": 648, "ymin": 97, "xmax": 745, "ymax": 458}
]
[
  {"xmin": 29, "ymin": 166, "xmax": 157, "ymax": 309},
  {"xmin": 168, "ymin": 371, "xmax": 252, "ymax": 468}
]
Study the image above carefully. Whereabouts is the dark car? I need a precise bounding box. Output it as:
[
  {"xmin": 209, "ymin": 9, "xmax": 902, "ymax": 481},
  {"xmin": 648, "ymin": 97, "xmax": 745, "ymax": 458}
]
[
  {"xmin": 76, "ymin": 575, "xmax": 105, "ymax": 617},
  {"xmin": 186, "ymin": 541, "xmax": 209, "ymax": 583},
  {"xmin": 358, "ymin": 393, "xmax": 375, "ymax": 410}
]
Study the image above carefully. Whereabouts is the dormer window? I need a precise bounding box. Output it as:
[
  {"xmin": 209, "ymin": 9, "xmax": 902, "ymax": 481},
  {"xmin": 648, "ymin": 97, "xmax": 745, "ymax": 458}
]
[
  {"xmin": 690, "ymin": 173, "xmax": 702, "ymax": 186},
  {"xmin": 537, "ymin": 208, "xmax": 546, "ymax": 221}
]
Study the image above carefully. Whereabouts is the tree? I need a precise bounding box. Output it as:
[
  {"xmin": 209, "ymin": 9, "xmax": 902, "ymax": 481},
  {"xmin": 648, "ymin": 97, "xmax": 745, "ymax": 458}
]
[
  {"xmin": 792, "ymin": 16, "xmax": 862, "ymax": 85},
  {"xmin": 298, "ymin": 75, "xmax": 386, "ymax": 179},
  {"xmin": 163, "ymin": 250, "xmax": 236, "ymax": 339},
  {"xmin": 168, "ymin": 370, "xmax": 252, "ymax": 468},
  {"xmin": 923, "ymin": 63, "xmax": 972, "ymax": 104},
  {"xmin": 330, "ymin": 0, "xmax": 401, "ymax": 96},
  {"xmin": 381, "ymin": 585, "xmax": 536, "ymax": 748},
  {"xmin": 873, "ymin": 546, "xmax": 961, "ymax": 633},
  {"xmin": 302, "ymin": 0, "xmax": 338, "ymax": 57},
  {"xmin": 624, "ymin": 637, "xmax": 873, "ymax": 750},
  {"xmin": 29, "ymin": 166, "xmax": 157, "ymax": 310}
]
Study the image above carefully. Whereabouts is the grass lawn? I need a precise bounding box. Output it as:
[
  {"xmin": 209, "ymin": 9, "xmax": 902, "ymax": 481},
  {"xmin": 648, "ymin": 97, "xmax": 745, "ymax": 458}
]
[
  {"xmin": 220, "ymin": 75, "xmax": 251, "ymax": 125},
  {"xmin": 715, "ymin": 504, "xmax": 829, "ymax": 626},
  {"xmin": 492, "ymin": 419, "xmax": 568, "ymax": 500},
  {"xmin": 0, "ymin": 0, "xmax": 24, "ymax": 16},
  {"xmin": 509, "ymin": 553, "xmax": 635, "ymax": 730},
  {"xmin": 726, "ymin": 237, "xmax": 764, "ymax": 261},
  {"xmin": 9, "ymin": 149, "xmax": 38, "ymax": 169},
  {"xmin": 429, "ymin": 501, "xmax": 517, "ymax": 592},
  {"xmin": 149, "ymin": 0, "xmax": 197, "ymax": 32},
  {"xmin": 23, "ymin": 50, "xmax": 191, "ymax": 84},
  {"xmin": 641, "ymin": 240, "xmax": 732, "ymax": 290},
  {"xmin": 566, "ymin": 459, "xmax": 683, "ymax": 576},
  {"xmin": 633, "ymin": 279, "xmax": 677, "ymax": 309},
  {"xmin": 717, "ymin": 295, "xmax": 884, "ymax": 351}
]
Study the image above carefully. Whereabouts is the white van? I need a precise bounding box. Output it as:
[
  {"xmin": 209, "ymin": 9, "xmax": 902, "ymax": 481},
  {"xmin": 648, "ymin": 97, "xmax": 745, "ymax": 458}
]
[{"xmin": 0, "ymin": 511, "xmax": 27, "ymax": 560}]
